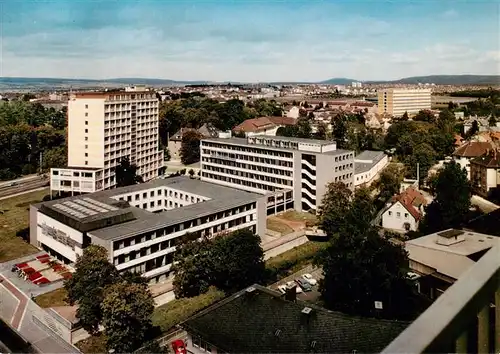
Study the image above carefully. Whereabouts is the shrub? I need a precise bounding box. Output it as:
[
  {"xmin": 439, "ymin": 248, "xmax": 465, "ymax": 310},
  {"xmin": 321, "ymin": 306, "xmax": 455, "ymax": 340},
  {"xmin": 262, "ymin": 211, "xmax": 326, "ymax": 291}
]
[
  {"xmin": 152, "ymin": 287, "xmax": 225, "ymax": 333},
  {"xmin": 265, "ymin": 241, "xmax": 329, "ymax": 283}
]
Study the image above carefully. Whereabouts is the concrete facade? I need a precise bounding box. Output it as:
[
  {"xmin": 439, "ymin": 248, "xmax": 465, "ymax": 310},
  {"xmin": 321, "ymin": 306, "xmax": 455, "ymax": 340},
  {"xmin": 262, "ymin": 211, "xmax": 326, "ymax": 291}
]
[
  {"xmin": 51, "ymin": 87, "xmax": 164, "ymax": 195},
  {"xmin": 200, "ymin": 136, "xmax": 355, "ymax": 213},
  {"xmin": 30, "ymin": 177, "xmax": 266, "ymax": 284},
  {"xmin": 377, "ymin": 88, "xmax": 432, "ymax": 117}
]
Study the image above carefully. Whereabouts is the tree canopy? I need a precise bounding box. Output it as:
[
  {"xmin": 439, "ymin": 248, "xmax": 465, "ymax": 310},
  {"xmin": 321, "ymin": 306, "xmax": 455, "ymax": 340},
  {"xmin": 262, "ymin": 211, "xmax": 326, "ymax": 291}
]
[
  {"xmin": 116, "ymin": 157, "xmax": 143, "ymax": 187},
  {"xmin": 316, "ymin": 184, "xmax": 414, "ymax": 319},
  {"xmin": 65, "ymin": 245, "xmax": 120, "ymax": 334},
  {"xmin": 101, "ymin": 282, "xmax": 155, "ymax": 353},
  {"xmin": 172, "ymin": 228, "xmax": 266, "ymax": 298},
  {"xmin": 385, "ymin": 120, "xmax": 454, "ymax": 182},
  {"xmin": 180, "ymin": 130, "xmax": 203, "ymax": 165},
  {"xmin": 159, "ymin": 97, "xmax": 283, "ymax": 142},
  {"xmin": 420, "ymin": 161, "xmax": 471, "ymax": 233}
]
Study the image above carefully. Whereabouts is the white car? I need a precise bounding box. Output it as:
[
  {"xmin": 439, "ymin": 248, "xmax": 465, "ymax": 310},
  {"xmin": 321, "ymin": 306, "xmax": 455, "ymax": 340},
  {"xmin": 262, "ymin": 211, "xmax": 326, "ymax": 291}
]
[
  {"xmin": 286, "ymin": 281, "xmax": 303, "ymax": 293},
  {"xmin": 302, "ymin": 273, "xmax": 317, "ymax": 286},
  {"xmin": 277, "ymin": 285, "xmax": 287, "ymax": 294}
]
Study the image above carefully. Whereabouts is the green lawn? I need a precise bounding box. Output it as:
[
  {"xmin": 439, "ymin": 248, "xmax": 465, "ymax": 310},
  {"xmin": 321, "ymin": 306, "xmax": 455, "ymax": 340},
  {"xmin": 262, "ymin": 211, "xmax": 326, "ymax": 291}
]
[
  {"xmin": 277, "ymin": 210, "xmax": 318, "ymax": 226},
  {"xmin": 266, "ymin": 218, "xmax": 294, "ymax": 235},
  {"xmin": 265, "ymin": 241, "xmax": 329, "ymax": 281},
  {"xmin": 0, "ymin": 189, "xmax": 49, "ymax": 262},
  {"xmin": 34, "ymin": 287, "xmax": 69, "ymax": 308}
]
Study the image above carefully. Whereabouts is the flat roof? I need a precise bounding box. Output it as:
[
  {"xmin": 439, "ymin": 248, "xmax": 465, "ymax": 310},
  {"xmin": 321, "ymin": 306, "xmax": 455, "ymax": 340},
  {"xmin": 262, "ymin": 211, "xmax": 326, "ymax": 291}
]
[
  {"xmin": 354, "ymin": 150, "xmax": 387, "ymax": 174},
  {"xmin": 202, "ymin": 137, "xmax": 351, "ymax": 156},
  {"xmin": 37, "ymin": 177, "xmax": 263, "ymax": 241},
  {"xmin": 405, "ymin": 229, "xmax": 499, "ymax": 279}
]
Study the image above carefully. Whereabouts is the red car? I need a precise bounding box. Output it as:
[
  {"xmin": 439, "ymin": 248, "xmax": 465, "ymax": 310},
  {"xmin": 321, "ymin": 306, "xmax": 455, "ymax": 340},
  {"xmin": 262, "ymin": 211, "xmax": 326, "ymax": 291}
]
[{"xmin": 171, "ymin": 339, "xmax": 187, "ymax": 354}]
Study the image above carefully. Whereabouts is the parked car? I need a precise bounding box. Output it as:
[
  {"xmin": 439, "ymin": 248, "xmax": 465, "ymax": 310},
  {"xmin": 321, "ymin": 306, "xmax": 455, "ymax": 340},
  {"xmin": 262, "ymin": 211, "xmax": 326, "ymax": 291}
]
[
  {"xmin": 277, "ymin": 285, "xmax": 287, "ymax": 294},
  {"xmin": 286, "ymin": 281, "xmax": 303, "ymax": 293},
  {"xmin": 295, "ymin": 278, "xmax": 312, "ymax": 292},
  {"xmin": 302, "ymin": 273, "xmax": 317, "ymax": 286},
  {"xmin": 171, "ymin": 339, "xmax": 187, "ymax": 354}
]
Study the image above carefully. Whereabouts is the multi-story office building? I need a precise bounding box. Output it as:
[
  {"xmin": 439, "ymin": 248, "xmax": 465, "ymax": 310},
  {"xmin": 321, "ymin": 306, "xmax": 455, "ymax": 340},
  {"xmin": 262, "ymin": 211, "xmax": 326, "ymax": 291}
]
[
  {"xmin": 200, "ymin": 135, "xmax": 355, "ymax": 214},
  {"xmin": 30, "ymin": 177, "xmax": 266, "ymax": 283},
  {"xmin": 50, "ymin": 86, "xmax": 164, "ymax": 195},
  {"xmin": 377, "ymin": 88, "xmax": 432, "ymax": 117}
]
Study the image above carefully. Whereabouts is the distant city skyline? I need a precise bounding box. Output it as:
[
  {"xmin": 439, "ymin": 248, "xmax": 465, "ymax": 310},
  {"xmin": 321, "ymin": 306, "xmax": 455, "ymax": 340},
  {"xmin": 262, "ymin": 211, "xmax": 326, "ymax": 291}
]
[{"xmin": 1, "ymin": 0, "xmax": 499, "ymax": 82}]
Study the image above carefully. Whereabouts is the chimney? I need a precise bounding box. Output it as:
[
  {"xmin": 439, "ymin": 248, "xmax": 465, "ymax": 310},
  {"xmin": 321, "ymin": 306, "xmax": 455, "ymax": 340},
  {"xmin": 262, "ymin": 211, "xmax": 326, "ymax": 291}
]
[{"xmin": 285, "ymin": 283, "xmax": 297, "ymax": 302}]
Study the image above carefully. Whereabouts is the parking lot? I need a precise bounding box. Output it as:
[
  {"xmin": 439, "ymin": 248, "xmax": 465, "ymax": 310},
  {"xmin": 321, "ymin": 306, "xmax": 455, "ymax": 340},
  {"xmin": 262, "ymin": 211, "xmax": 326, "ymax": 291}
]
[{"xmin": 269, "ymin": 265, "xmax": 324, "ymax": 304}]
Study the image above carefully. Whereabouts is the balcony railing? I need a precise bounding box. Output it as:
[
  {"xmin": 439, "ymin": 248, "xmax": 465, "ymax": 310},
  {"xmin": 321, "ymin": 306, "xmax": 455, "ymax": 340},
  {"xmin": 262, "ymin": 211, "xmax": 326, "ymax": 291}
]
[{"xmin": 381, "ymin": 244, "xmax": 499, "ymax": 354}]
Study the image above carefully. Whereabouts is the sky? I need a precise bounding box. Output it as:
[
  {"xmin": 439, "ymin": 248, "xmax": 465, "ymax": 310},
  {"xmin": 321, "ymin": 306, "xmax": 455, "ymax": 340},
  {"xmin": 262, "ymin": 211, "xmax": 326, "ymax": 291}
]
[{"xmin": 1, "ymin": 0, "xmax": 499, "ymax": 82}]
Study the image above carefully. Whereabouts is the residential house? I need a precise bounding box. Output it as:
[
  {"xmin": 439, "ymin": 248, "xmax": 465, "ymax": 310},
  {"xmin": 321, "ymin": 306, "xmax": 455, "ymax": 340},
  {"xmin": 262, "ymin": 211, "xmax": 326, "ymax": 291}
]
[
  {"xmin": 405, "ymin": 229, "xmax": 499, "ymax": 299},
  {"xmin": 180, "ymin": 284, "xmax": 409, "ymax": 354},
  {"xmin": 232, "ymin": 116, "xmax": 297, "ymax": 137},
  {"xmin": 285, "ymin": 106, "xmax": 300, "ymax": 118},
  {"xmin": 381, "ymin": 187, "xmax": 427, "ymax": 232},
  {"xmin": 452, "ymin": 141, "xmax": 492, "ymax": 179},
  {"xmin": 354, "ymin": 150, "xmax": 389, "ymax": 187},
  {"xmin": 470, "ymin": 149, "xmax": 500, "ymax": 198},
  {"xmin": 168, "ymin": 123, "xmax": 221, "ymax": 161}
]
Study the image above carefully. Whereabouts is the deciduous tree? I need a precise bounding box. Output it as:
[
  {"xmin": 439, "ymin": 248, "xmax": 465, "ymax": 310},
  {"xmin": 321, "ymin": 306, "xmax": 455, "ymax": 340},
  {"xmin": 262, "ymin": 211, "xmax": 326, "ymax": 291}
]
[
  {"xmin": 331, "ymin": 114, "xmax": 348, "ymax": 149},
  {"xmin": 65, "ymin": 246, "xmax": 120, "ymax": 334},
  {"xmin": 317, "ymin": 182, "xmax": 352, "ymax": 237},
  {"xmin": 377, "ymin": 164, "xmax": 404, "ymax": 202},
  {"xmin": 101, "ymin": 282, "xmax": 155, "ymax": 353},
  {"xmin": 420, "ymin": 161, "xmax": 471, "ymax": 233},
  {"xmin": 210, "ymin": 229, "xmax": 265, "ymax": 293},
  {"xmin": 317, "ymin": 228, "xmax": 413, "ymax": 319},
  {"xmin": 116, "ymin": 157, "xmax": 143, "ymax": 187},
  {"xmin": 180, "ymin": 130, "xmax": 203, "ymax": 165}
]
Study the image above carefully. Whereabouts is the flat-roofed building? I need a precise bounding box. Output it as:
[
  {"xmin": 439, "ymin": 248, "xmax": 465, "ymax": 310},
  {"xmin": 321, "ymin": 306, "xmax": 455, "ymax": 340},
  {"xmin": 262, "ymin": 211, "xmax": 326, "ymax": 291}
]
[
  {"xmin": 200, "ymin": 135, "xmax": 355, "ymax": 213},
  {"xmin": 405, "ymin": 229, "xmax": 499, "ymax": 299},
  {"xmin": 378, "ymin": 88, "xmax": 432, "ymax": 117},
  {"xmin": 30, "ymin": 177, "xmax": 266, "ymax": 284},
  {"xmin": 50, "ymin": 86, "xmax": 164, "ymax": 195},
  {"xmin": 354, "ymin": 150, "xmax": 389, "ymax": 187}
]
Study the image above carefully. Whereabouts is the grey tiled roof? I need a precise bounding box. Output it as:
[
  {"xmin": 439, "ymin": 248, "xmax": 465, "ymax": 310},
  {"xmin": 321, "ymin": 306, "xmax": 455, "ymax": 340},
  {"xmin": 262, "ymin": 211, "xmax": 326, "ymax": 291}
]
[
  {"xmin": 35, "ymin": 177, "xmax": 263, "ymax": 241},
  {"xmin": 181, "ymin": 284, "xmax": 409, "ymax": 353}
]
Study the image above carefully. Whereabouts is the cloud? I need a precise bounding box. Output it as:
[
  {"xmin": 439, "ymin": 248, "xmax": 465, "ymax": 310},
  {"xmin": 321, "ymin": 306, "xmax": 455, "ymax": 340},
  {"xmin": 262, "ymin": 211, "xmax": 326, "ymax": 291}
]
[
  {"xmin": 442, "ymin": 9, "xmax": 459, "ymax": 19},
  {"xmin": 1, "ymin": 1, "xmax": 498, "ymax": 82}
]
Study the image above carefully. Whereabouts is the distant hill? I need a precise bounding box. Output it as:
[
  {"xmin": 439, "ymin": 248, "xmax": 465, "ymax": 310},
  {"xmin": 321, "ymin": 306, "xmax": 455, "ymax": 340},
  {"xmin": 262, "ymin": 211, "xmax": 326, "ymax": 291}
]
[
  {"xmin": 0, "ymin": 77, "xmax": 208, "ymax": 89},
  {"xmin": 319, "ymin": 75, "xmax": 499, "ymax": 85},
  {"xmin": 318, "ymin": 78, "xmax": 359, "ymax": 85},
  {"xmin": 392, "ymin": 75, "xmax": 500, "ymax": 85},
  {"xmin": 1, "ymin": 74, "xmax": 498, "ymax": 91}
]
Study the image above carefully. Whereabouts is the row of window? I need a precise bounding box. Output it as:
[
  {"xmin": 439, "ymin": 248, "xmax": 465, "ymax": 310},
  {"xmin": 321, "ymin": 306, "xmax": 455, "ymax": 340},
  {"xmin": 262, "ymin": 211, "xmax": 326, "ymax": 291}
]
[
  {"xmin": 202, "ymin": 157, "xmax": 293, "ymax": 177},
  {"xmin": 335, "ymin": 163, "xmax": 353, "ymax": 172},
  {"xmin": 203, "ymin": 149, "xmax": 293, "ymax": 168},
  {"xmin": 203, "ymin": 165, "xmax": 293, "ymax": 187},
  {"xmin": 334, "ymin": 153, "xmax": 354, "ymax": 163},
  {"xmin": 114, "ymin": 215, "xmax": 251, "ymax": 266},
  {"xmin": 116, "ymin": 188, "xmax": 205, "ymax": 204},
  {"xmin": 203, "ymin": 172, "xmax": 277, "ymax": 192},
  {"xmin": 202, "ymin": 142, "xmax": 294, "ymax": 159},
  {"xmin": 112, "ymin": 204, "xmax": 256, "ymax": 250},
  {"xmin": 333, "ymin": 173, "xmax": 353, "ymax": 183},
  {"xmin": 388, "ymin": 211, "xmax": 410, "ymax": 219}
]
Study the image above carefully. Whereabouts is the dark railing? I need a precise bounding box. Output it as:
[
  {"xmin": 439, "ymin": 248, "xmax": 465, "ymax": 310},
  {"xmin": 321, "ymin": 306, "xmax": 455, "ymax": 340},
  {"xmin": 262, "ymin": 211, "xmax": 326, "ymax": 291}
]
[{"xmin": 381, "ymin": 245, "xmax": 500, "ymax": 354}]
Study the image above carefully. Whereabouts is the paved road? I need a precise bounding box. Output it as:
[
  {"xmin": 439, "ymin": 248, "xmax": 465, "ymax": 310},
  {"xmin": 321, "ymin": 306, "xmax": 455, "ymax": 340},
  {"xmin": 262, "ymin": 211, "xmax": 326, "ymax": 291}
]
[{"xmin": 0, "ymin": 274, "xmax": 79, "ymax": 353}]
